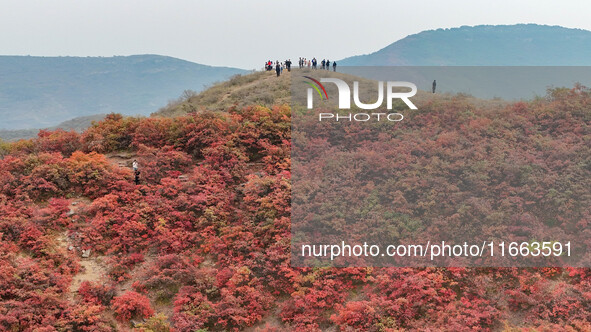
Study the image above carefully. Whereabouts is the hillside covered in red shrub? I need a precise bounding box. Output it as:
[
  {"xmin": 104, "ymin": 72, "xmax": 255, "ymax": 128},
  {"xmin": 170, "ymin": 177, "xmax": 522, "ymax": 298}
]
[{"xmin": 0, "ymin": 85, "xmax": 589, "ymax": 331}]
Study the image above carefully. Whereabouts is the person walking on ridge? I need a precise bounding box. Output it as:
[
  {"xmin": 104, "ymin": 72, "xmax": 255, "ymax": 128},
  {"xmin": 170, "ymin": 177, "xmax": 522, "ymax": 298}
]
[
  {"xmin": 432, "ymin": 80, "xmax": 437, "ymax": 93},
  {"xmin": 333, "ymin": 61, "xmax": 337, "ymax": 72}
]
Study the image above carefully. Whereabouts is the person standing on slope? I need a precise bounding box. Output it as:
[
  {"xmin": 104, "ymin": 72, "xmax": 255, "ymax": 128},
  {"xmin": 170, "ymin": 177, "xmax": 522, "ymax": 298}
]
[
  {"xmin": 134, "ymin": 170, "xmax": 141, "ymax": 185},
  {"xmin": 326, "ymin": 60, "xmax": 330, "ymax": 70},
  {"xmin": 132, "ymin": 159, "xmax": 140, "ymax": 185},
  {"xmin": 276, "ymin": 62, "xmax": 281, "ymax": 77},
  {"xmin": 333, "ymin": 61, "xmax": 337, "ymax": 72},
  {"xmin": 432, "ymin": 80, "xmax": 437, "ymax": 93}
]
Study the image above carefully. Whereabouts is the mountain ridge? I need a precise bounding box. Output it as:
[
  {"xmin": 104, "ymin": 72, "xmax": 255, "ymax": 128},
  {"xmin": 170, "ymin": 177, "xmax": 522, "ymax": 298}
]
[
  {"xmin": 339, "ymin": 24, "xmax": 591, "ymax": 66},
  {"xmin": 0, "ymin": 54, "xmax": 247, "ymax": 130},
  {"xmin": 0, "ymin": 114, "xmax": 107, "ymax": 141}
]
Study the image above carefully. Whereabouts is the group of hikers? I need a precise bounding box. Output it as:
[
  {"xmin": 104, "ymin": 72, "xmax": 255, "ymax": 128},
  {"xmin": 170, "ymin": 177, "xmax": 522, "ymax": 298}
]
[
  {"xmin": 265, "ymin": 60, "xmax": 292, "ymax": 77},
  {"xmin": 264, "ymin": 57, "xmax": 337, "ymax": 76},
  {"xmin": 298, "ymin": 57, "xmax": 337, "ymax": 71},
  {"xmin": 263, "ymin": 58, "xmax": 436, "ymax": 94}
]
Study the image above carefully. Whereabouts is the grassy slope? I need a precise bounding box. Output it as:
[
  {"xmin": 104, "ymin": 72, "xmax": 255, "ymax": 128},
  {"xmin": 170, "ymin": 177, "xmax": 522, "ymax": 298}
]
[
  {"xmin": 154, "ymin": 70, "xmax": 292, "ymax": 117},
  {"xmin": 153, "ymin": 68, "xmax": 509, "ymax": 118}
]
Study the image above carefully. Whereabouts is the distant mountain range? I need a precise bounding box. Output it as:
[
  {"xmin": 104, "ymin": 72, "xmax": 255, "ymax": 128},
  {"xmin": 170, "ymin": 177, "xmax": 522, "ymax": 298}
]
[
  {"xmin": 0, "ymin": 114, "xmax": 106, "ymax": 141},
  {"xmin": 339, "ymin": 24, "xmax": 591, "ymax": 66},
  {"xmin": 0, "ymin": 55, "xmax": 246, "ymax": 130},
  {"xmin": 3, "ymin": 24, "xmax": 591, "ymax": 137}
]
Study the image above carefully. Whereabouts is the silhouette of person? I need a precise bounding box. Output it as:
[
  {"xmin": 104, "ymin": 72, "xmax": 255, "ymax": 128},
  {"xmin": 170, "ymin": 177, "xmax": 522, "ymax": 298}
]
[
  {"xmin": 276, "ymin": 62, "xmax": 281, "ymax": 77},
  {"xmin": 326, "ymin": 60, "xmax": 330, "ymax": 70},
  {"xmin": 432, "ymin": 80, "xmax": 436, "ymax": 93},
  {"xmin": 333, "ymin": 61, "xmax": 337, "ymax": 72},
  {"xmin": 134, "ymin": 170, "xmax": 141, "ymax": 185}
]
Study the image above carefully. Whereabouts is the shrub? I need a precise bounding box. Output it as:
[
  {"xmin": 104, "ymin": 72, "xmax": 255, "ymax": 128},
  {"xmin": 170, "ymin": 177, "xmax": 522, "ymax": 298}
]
[{"xmin": 112, "ymin": 291, "xmax": 154, "ymax": 321}]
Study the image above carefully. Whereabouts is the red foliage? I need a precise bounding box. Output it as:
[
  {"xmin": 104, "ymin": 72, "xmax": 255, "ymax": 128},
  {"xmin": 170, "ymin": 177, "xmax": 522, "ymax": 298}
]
[
  {"xmin": 57, "ymin": 305, "xmax": 113, "ymax": 332},
  {"xmin": 136, "ymin": 144, "xmax": 192, "ymax": 183},
  {"xmin": 81, "ymin": 113, "xmax": 139, "ymax": 153},
  {"xmin": 67, "ymin": 151, "xmax": 129, "ymax": 197},
  {"xmin": 112, "ymin": 291, "xmax": 154, "ymax": 321},
  {"xmin": 35, "ymin": 129, "xmax": 82, "ymax": 157},
  {"xmin": 0, "ymin": 94, "xmax": 588, "ymax": 330},
  {"xmin": 331, "ymin": 301, "xmax": 382, "ymax": 331},
  {"xmin": 172, "ymin": 266, "xmax": 273, "ymax": 331},
  {"xmin": 78, "ymin": 281, "xmax": 115, "ymax": 306}
]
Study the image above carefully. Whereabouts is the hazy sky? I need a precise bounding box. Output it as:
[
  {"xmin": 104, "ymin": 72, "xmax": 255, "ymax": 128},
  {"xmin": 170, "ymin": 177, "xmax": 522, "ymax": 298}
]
[{"xmin": 1, "ymin": 0, "xmax": 590, "ymax": 69}]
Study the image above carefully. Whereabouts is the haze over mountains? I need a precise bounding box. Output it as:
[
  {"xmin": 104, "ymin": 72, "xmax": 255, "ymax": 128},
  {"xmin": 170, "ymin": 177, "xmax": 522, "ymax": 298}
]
[
  {"xmin": 339, "ymin": 24, "xmax": 591, "ymax": 65},
  {"xmin": 2, "ymin": 24, "xmax": 591, "ymax": 140},
  {"xmin": 0, "ymin": 55, "xmax": 246, "ymax": 130}
]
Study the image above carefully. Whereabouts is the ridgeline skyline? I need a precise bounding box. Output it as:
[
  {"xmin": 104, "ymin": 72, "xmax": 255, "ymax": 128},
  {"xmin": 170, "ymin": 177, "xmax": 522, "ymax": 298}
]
[{"xmin": 2, "ymin": 0, "xmax": 591, "ymax": 69}]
